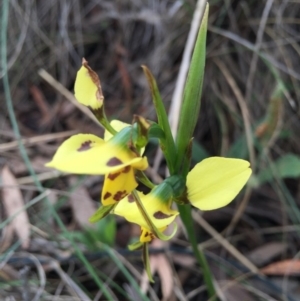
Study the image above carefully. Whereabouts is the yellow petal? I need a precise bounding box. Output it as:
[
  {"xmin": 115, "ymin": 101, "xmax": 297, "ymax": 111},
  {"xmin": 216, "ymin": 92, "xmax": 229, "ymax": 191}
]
[
  {"xmin": 113, "ymin": 191, "xmax": 178, "ymax": 230},
  {"xmin": 101, "ymin": 166, "xmax": 137, "ymax": 206},
  {"xmin": 74, "ymin": 59, "xmax": 103, "ymax": 110},
  {"xmin": 187, "ymin": 157, "xmax": 252, "ymax": 210},
  {"xmin": 140, "ymin": 227, "xmax": 154, "ymax": 243},
  {"xmin": 104, "ymin": 120, "xmax": 130, "ymax": 141},
  {"xmin": 46, "ymin": 134, "xmax": 148, "ymax": 174}
]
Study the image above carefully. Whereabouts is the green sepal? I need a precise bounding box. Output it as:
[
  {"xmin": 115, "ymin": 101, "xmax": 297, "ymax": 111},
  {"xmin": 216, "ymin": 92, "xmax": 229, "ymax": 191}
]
[
  {"xmin": 142, "ymin": 66, "xmax": 176, "ymax": 174},
  {"xmin": 175, "ymin": 4, "xmax": 209, "ymax": 176},
  {"xmin": 91, "ymin": 106, "xmax": 117, "ymax": 135},
  {"xmin": 89, "ymin": 204, "xmax": 116, "ymax": 223},
  {"xmin": 148, "ymin": 123, "xmax": 166, "ymax": 140},
  {"xmin": 173, "ymin": 186, "xmax": 189, "ymax": 205},
  {"xmin": 109, "ymin": 126, "xmax": 135, "ymax": 147},
  {"xmin": 132, "ymin": 115, "xmax": 150, "ymax": 150},
  {"xmin": 147, "ymin": 178, "xmax": 184, "ymax": 204},
  {"xmin": 128, "ymin": 241, "xmax": 143, "ymax": 251},
  {"xmin": 136, "ymin": 171, "xmax": 155, "ymax": 189},
  {"xmin": 143, "ymin": 243, "xmax": 154, "ymax": 283},
  {"xmin": 164, "ymin": 175, "xmax": 186, "ymax": 198},
  {"xmin": 132, "ymin": 190, "xmax": 178, "ymax": 241}
]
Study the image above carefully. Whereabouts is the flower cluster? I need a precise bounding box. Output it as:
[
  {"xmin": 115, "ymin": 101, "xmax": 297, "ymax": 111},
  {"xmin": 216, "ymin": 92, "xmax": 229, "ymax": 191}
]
[{"xmin": 46, "ymin": 59, "xmax": 252, "ymax": 265}]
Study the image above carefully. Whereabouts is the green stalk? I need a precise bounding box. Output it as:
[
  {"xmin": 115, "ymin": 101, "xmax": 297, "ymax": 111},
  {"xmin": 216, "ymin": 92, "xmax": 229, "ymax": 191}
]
[
  {"xmin": 175, "ymin": 3, "xmax": 217, "ymax": 298},
  {"xmin": 179, "ymin": 205, "xmax": 217, "ymax": 300}
]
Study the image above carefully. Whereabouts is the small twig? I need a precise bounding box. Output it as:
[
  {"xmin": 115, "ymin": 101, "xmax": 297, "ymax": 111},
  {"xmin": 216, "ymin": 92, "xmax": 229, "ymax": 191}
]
[
  {"xmin": 214, "ymin": 58, "xmax": 255, "ymax": 235},
  {"xmin": 224, "ymin": 186, "xmax": 252, "ymax": 236},
  {"xmin": 214, "ymin": 58, "xmax": 255, "ymax": 169},
  {"xmin": 20, "ymin": 266, "xmax": 30, "ymax": 301},
  {"xmin": 0, "ymin": 130, "xmax": 77, "ymax": 152},
  {"xmin": 245, "ymin": 0, "xmax": 274, "ymax": 101},
  {"xmin": 192, "ymin": 212, "xmax": 260, "ymax": 274},
  {"xmin": 47, "ymin": 260, "xmax": 92, "ymax": 301},
  {"xmin": 17, "ymin": 252, "xmax": 46, "ymax": 301},
  {"xmin": 17, "ymin": 170, "xmax": 68, "ymax": 185},
  {"xmin": 209, "ymin": 25, "xmax": 300, "ymax": 81}
]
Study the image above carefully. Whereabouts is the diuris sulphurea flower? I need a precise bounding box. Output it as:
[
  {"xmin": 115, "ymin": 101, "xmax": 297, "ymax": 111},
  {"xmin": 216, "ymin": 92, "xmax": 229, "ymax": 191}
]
[
  {"xmin": 46, "ymin": 49, "xmax": 253, "ymax": 285},
  {"xmin": 46, "ymin": 127, "xmax": 148, "ymax": 206}
]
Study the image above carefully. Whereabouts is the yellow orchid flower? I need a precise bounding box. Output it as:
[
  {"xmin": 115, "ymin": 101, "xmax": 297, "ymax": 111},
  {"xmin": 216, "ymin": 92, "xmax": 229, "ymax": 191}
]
[
  {"xmin": 186, "ymin": 157, "xmax": 252, "ymax": 210},
  {"xmin": 46, "ymin": 129, "xmax": 148, "ymax": 206},
  {"xmin": 113, "ymin": 190, "xmax": 179, "ymax": 243},
  {"xmin": 74, "ymin": 58, "xmax": 103, "ymax": 110}
]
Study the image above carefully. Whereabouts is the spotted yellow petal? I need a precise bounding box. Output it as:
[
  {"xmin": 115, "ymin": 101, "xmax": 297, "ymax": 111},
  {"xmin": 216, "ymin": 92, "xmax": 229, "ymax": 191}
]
[
  {"xmin": 113, "ymin": 191, "xmax": 178, "ymax": 231},
  {"xmin": 187, "ymin": 157, "xmax": 252, "ymax": 210},
  {"xmin": 46, "ymin": 134, "xmax": 148, "ymax": 175},
  {"xmin": 74, "ymin": 59, "xmax": 103, "ymax": 110},
  {"xmin": 101, "ymin": 166, "xmax": 137, "ymax": 206}
]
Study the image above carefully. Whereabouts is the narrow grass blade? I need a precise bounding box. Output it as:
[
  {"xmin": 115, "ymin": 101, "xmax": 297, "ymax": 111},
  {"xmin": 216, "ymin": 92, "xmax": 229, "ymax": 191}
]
[
  {"xmin": 175, "ymin": 4, "xmax": 209, "ymax": 175},
  {"xmin": 102, "ymin": 243, "xmax": 151, "ymax": 301}
]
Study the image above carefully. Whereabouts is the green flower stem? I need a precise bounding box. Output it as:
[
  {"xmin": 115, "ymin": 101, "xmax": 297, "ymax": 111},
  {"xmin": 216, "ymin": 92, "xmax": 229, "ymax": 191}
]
[
  {"xmin": 136, "ymin": 171, "xmax": 155, "ymax": 189},
  {"xmin": 178, "ymin": 205, "xmax": 217, "ymax": 300},
  {"xmin": 89, "ymin": 204, "xmax": 116, "ymax": 223},
  {"xmin": 143, "ymin": 242, "xmax": 154, "ymax": 282},
  {"xmin": 174, "ymin": 4, "xmax": 216, "ymax": 298},
  {"xmin": 98, "ymin": 109, "xmax": 117, "ymax": 135}
]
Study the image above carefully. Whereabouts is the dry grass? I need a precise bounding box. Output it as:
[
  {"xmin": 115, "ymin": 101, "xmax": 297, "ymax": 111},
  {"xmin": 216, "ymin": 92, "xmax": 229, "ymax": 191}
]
[{"xmin": 1, "ymin": 0, "xmax": 300, "ymax": 300}]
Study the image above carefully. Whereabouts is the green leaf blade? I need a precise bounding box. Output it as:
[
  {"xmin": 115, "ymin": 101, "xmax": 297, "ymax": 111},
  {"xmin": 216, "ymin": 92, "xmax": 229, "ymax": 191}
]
[
  {"xmin": 175, "ymin": 4, "xmax": 209, "ymax": 176},
  {"xmin": 142, "ymin": 66, "xmax": 177, "ymax": 174}
]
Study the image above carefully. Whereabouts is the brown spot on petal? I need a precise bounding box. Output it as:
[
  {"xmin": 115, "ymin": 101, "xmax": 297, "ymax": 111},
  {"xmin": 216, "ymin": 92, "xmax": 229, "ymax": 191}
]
[
  {"xmin": 107, "ymin": 157, "xmax": 123, "ymax": 166},
  {"xmin": 103, "ymin": 192, "xmax": 112, "ymax": 200},
  {"xmin": 128, "ymin": 194, "xmax": 135, "ymax": 203},
  {"xmin": 122, "ymin": 166, "xmax": 131, "ymax": 173},
  {"xmin": 143, "ymin": 231, "xmax": 154, "ymax": 240},
  {"xmin": 107, "ymin": 172, "xmax": 121, "ymax": 181},
  {"xmin": 113, "ymin": 190, "xmax": 127, "ymax": 201},
  {"xmin": 153, "ymin": 211, "xmax": 172, "ymax": 219},
  {"xmin": 77, "ymin": 140, "xmax": 92, "ymax": 152}
]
